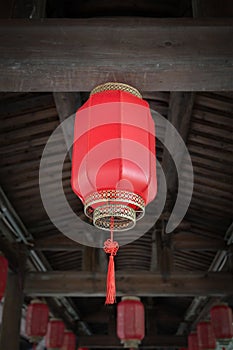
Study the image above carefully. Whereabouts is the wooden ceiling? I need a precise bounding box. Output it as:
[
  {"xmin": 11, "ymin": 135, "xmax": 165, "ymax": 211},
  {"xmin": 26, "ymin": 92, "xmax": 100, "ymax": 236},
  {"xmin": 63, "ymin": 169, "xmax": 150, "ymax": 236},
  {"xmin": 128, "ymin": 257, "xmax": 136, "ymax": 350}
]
[{"xmin": 0, "ymin": 1, "xmax": 232, "ymax": 350}]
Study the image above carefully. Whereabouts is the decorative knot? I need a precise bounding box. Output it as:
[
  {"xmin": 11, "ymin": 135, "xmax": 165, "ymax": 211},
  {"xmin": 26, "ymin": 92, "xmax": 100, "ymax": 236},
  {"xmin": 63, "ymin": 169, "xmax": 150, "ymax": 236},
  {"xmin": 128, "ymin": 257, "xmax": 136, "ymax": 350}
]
[{"xmin": 103, "ymin": 239, "xmax": 119, "ymax": 256}]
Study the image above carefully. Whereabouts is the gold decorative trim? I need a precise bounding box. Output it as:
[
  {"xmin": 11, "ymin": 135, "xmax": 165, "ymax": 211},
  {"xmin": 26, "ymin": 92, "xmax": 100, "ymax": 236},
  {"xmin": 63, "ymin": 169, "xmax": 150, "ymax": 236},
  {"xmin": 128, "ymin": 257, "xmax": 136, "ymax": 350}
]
[
  {"xmin": 94, "ymin": 204, "xmax": 136, "ymax": 231},
  {"xmin": 29, "ymin": 336, "xmax": 43, "ymax": 343},
  {"xmin": 90, "ymin": 82, "xmax": 142, "ymax": 99},
  {"xmin": 84, "ymin": 190, "xmax": 145, "ymax": 231}
]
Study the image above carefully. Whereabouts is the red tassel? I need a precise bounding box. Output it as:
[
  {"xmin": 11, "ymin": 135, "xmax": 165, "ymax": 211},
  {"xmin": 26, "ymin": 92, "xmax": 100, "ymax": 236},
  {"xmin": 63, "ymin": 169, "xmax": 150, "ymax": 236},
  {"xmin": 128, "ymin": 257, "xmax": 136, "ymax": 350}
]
[
  {"xmin": 103, "ymin": 238, "xmax": 119, "ymax": 305},
  {"xmin": 105, "ymin": 255, "xmax": 116, "ymax": 304}
]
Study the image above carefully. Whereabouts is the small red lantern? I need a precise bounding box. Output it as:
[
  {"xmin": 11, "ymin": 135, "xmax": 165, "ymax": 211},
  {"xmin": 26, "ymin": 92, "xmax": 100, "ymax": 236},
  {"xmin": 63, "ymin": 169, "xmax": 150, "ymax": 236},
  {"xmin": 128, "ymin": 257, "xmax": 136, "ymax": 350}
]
[
  {"xmin": 210, "ymin": 304, "xmax": 233, "ymax": 346},
  {"xmin": 61, "ymin": 330, "xmax": 76, "ymax": 350},
  {"xmin": 117, "ymin": 296, "xmax": 145, "ymax": 348},
  {"xmin": 197, "ymin": 321, "xmax": 216, "ymax": 350},
  {"xmin": 72, "ymin": 82, "xmax": 156, "ymax": 303},
  {"xmin": 188, "ymin": 332, "xmax": 199, "ymax": 350},
  {"xmin": 46, "ymin": 318, "xmax": 65, "ymax": 349},
  {"xmin": 26, "ymin": 299, "xmax": 49, "ymax": 344},
  {"xmin": 0, "ymin": 254, "xmax": 8, "ymax": 302}
]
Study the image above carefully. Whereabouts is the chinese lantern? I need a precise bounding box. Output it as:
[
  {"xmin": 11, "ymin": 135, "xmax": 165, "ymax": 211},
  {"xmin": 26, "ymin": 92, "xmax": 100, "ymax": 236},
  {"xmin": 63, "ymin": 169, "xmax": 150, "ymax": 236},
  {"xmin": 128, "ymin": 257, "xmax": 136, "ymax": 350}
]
[
  {"xmin": 0, "ymin": 254, "xmax": 8, "ymax": 302},
  {"xmin": 117, "ymin": 296, "xmax": 145, "ymax": 348},
  {"xmin": 210, "ymin": 304, "xmax": 233, "ymax": 346},
  {"xmin": 197, "ymin": 321, "xmax": 216, "ymax": 350},
  {"xmin": 188, "ymin": 332, "xmax": 199, "ymax": 350},
  {"xmin": 26, "ymin": 299, "xmax": 49, "ymax": 345},
  {"xmin": 61, "ymin": 330, "xmax": 76, "ymax": 350},
  {"xmin": 46, "ymin": 318, "xmax": 65, "ymax": 349},
  {"xmin": 72, "ymin": 82, "xmax": 156, "ymax": 303}
]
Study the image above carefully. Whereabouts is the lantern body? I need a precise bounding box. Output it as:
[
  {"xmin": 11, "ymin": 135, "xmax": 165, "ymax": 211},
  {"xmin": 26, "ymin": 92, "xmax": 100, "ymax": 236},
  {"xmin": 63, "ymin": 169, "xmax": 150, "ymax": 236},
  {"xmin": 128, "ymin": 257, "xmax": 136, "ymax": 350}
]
[
  {"xmin": 210, "ymin": 304, "xmax": 233, "ymax": 345},
  {"xmin": 26, "ymin": 300, "xmax": 49, "ymax": 343},
  {"xmin": 61, "ymin": 330, "xmax": 76, "ymax": 350},
  {"xmin": 71, "ymin": 83, "xmax": 157, "ymax": 231},
  {"xmin": 188, "ymin": 333, "xmax": 199, "ymax": 350},
  {"xmin": 117, "ymin": 296, "xmax": 145, "ymax": 348},
  {"xmin": 197, "ymin": 322, "xmax": 216, "ymax": 350},
  {"xmin": 0, "ymin": 255, "xmax": 8, "ymax": 302},
  {"xmin": 46, "ymin": 319, "xmax": 65, "ymax": 349}
]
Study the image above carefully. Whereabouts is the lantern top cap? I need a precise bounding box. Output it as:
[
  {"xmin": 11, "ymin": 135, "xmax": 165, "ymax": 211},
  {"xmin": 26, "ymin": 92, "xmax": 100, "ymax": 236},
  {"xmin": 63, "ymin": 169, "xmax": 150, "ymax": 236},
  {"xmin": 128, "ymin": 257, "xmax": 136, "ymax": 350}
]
[
  {"xmin": 90, "ymin": 82, "xmax": 142, "ymax": 99},
  {"xmin": 122, "ymin": 296, "xmax": 141, "ymax": 301}
]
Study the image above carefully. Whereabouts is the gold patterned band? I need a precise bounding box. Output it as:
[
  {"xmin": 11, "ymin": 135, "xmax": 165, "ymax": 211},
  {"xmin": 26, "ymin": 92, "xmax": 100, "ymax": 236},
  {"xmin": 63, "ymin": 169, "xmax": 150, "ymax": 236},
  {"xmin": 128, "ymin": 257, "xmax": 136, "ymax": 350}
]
[
  {"xmin": 90, "ymin": 82, "xmax": 142, "ymax": 99},
  {"xmin": 84, "ymin": 190, "xmax": 145, "ymax": 231}
]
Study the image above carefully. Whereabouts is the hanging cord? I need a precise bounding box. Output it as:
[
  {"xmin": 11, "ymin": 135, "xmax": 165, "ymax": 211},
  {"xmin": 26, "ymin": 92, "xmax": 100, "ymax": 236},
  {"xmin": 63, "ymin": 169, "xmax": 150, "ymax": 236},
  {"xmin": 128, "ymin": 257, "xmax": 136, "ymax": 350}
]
[{"xmin": 103, "ymin": 217, "xmax": 119, "ymax": 304}]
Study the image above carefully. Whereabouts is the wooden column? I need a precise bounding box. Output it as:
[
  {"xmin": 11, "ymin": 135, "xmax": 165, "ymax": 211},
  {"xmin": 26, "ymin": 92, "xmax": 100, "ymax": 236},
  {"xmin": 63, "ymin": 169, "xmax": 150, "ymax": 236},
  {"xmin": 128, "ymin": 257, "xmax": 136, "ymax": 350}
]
[{"xmin": 0, "ymin": 272, "xmax": 24, "ymax": 350}]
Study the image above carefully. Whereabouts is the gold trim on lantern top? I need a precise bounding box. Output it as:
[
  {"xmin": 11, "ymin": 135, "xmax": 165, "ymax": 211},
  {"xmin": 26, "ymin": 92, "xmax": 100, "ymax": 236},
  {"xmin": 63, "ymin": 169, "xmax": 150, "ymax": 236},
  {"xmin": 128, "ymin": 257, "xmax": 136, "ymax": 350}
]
[
  {"xmin": 84, "ymin": 190, "xmax": 145, "ymax": 231},
  {"xmin": 90, "ymin": 82, "xmax": 142, "ymax": 99}
]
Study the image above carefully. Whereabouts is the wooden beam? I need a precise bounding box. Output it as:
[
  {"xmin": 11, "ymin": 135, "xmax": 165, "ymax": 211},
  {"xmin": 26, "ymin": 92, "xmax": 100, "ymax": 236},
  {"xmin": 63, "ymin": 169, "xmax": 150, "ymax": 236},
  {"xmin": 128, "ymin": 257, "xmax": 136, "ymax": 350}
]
[
  {"xmin": 24, "ymin": 271, "xmax": 233, "ymax": 297},
  {"xmin": 0, "ymin": 249, "xmax": 27, "ymax": 350},
  {"xmin": 162, "ymin": 92, "xmax": 195, "ymax": 202},
  {"xmin": 0, "ymin": 272, "xmax": 24, "ymax": 350},
  {"xmin": 192, "ymin": 0, "xmax": 233, "ymax": 17},
  {"xmin": 53, "ymin": 92, "xmax": 81, "ymax": 159},
  {"xmin": 78, "ymin": 335, "xmax": 186, "ymax": 348},
  {"xmin": 0, "ymin": 19, "xmax": 232, "ymax": 91}
]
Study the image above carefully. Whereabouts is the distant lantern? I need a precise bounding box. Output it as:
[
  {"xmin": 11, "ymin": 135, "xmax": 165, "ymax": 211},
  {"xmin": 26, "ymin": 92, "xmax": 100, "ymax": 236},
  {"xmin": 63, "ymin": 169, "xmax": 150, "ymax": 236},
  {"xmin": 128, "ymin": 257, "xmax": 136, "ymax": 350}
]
[
  {"xmin": 188, "ymin": 332, "xmax": 199, "ymax": 350},
  {"xmin": 117, "ymin": 296, "xmax": 145, "ymax": 348},
  {"xmin": 46, "ymin": 318, "xmax": 65, "ymax": 349},
  {"xmin": 0, "ymin": 254, "xmax": 8, "ymax": 302},
  {"xmin": 26, "ymin": 299, "xmax": 49, "ymax": 345},
  {"xmin": 210, "ymin": 304, "xmax": 233, "ymax": 347},
  {"xmin": 197, "ymin": 321, "xmax": 216, "ymax": 350},
  {"xmin": 61, "ymin": 330, "xmax": 76, "ymax": 350},
  {"xmin": 71, "ymin": 82, "xmax": 157, "ymax": 304}
]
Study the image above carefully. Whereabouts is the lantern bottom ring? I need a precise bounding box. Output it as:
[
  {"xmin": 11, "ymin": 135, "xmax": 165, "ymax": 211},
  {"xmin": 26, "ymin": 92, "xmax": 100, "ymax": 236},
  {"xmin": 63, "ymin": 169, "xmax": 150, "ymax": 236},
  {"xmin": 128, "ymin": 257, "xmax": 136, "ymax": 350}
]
[
  {"xmin": 218, "ymin": 339, "xmax": 232, "ymax": 346},
  {"xmin": 121, "ymin": 339, "xmax": 141, "ymax": 348},
  {"xmin": 93, "ymin": 204, "xmax": 136, "ymax": 231},
  {"xmin": 29, "ymin": 336, "xmax": 43, "ymax": 344},
  {"xmin": 84, "ymin": 190, "xmax": 145, "ymax": 231}
]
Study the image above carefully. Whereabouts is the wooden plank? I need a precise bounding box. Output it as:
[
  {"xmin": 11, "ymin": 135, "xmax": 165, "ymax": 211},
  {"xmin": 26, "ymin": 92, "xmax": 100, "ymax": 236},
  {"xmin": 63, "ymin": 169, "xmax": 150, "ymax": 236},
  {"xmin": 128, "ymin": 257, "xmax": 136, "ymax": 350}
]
[
  {"xmin": 78, "ymin": 335, "xmax": 186, "ymax": 348},
  {"xmin": 24, "ymin": 271, "xmax": 233, "ymax": 297},
  {"xmin": 172, "ymin": 233, "xmax": 227, "ymax": 251},
  {"xmin": 0, "ymin": 19, "xmax": 232, "ymax": 91},
  {"xmin": 33, "ymin": 233, "xmax": 227, "ymax": 251}
]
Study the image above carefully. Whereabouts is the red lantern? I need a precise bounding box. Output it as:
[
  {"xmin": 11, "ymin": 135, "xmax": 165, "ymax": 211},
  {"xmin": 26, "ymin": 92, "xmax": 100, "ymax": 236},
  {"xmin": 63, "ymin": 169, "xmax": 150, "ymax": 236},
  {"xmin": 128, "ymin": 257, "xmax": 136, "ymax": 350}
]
[
  {"xmin": 61, "ymin": 330, "xmax": 76, "ymax": 350},
  {"xmin": 26, "ymin": 299, "xmax": 49, "ymax": 344},
  {"xmin": 72, "ymin": 82, "xmax": 156, "ymax": 303},
  {"xmin": 197, "ymin": 321, "xmax": 216, "ymax": 350},
  {"xmin": 188, "ymin": 332, "xmax": 199, "ymax": 350},
  {"xmin": 117, "ymin": 296, "xmax": 145, "ymax": 348},
  {"xmin": 210, "ymin": 304, "xmax": 233, "ymax": 346},
  {"xmin": 46, "ymin": 318, "xmax": 65, "ymax": 349},
  {"xmin": 0, "ymin": 254, "xmax": 8, "ymax": 302}
]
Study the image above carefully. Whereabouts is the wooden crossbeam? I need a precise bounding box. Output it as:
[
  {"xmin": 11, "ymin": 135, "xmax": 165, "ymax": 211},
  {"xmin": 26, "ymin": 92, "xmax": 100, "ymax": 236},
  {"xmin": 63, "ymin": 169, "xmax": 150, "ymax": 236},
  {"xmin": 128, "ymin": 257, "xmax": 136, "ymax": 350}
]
[
  {"xmin": 78, "ymin": 335, "xmax": 186, "ymax": 348},
  {"xmin": 0, "ymin": 19, "xmax": 232, "ymax": 91},
  {"xmin": 24, "ymin": 271, "xmax": 233, "ymax": 297}
]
